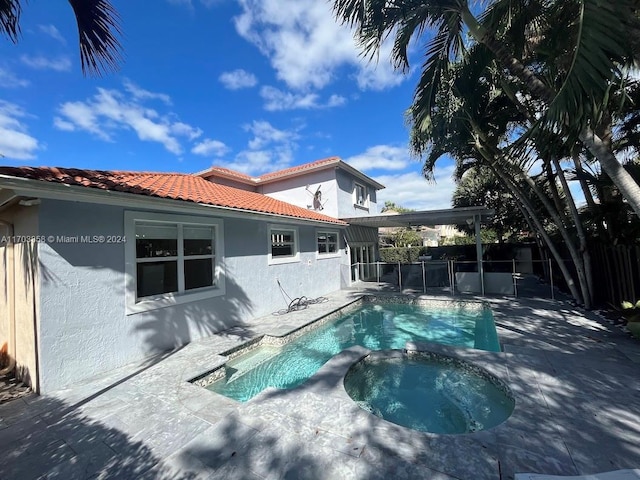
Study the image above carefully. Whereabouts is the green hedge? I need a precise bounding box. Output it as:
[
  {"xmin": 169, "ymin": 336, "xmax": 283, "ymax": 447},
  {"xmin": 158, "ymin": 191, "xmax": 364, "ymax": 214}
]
[{"xmin": 379, "ymin": 247, "xmax": 425, "ymax": 263}]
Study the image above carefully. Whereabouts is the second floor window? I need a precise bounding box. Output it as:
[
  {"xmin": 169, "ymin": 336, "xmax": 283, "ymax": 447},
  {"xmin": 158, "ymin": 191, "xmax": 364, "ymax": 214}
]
[{"xmin": 354, "ymin": 183, "xmax": 368, "ymax": 207}]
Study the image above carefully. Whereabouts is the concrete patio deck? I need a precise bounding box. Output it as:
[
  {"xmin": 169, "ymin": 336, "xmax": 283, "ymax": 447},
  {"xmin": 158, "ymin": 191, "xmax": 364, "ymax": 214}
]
[{"xmin": 1, "ymin": 289, "xmax": 639, "ymax": 479}]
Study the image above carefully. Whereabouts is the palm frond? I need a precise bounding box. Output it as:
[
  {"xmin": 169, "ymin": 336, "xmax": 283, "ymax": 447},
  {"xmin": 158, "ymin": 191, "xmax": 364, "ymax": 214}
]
[
  {"xmin": 0, "ymin": 0, "xmax": 22, "ymax": 42},
  {"xmin": 544, "ymin": 0, "xmax": 638, "ymax": 132},
  {"xmin": 334, "ymin": 0, "xmax": 464, "ymax": 71},
  {"xmin": 68, "ymin": 0, "xmax": 123, "ymax": 76}
]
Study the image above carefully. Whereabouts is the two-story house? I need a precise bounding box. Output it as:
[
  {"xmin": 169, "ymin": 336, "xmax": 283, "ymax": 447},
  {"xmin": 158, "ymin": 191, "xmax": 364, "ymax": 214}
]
[
  {"xmin": 197, "ymin": 156, "xmax": 384, "ymax": 283},
  {"xmin": 0, "ymin": 157, "xmax": 384, "ymax": 393}
]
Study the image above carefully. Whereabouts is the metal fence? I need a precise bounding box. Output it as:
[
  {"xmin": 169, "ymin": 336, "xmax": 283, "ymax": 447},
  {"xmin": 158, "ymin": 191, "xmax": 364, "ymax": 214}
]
[{"xmin": 351, "ymin": 259, "xmax": 557, "ymax": 299}]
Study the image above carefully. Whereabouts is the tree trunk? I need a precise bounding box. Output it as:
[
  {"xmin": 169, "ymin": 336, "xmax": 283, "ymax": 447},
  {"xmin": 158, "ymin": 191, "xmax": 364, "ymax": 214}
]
[
  {"xmin": 469, "ymin": 119, "xmax": 590, "ymax": 305},
  {"xmin": 474, "ymin": 144, "xmax": 584, "ymax": 304},
  {"xmin": 490, "ymin": 164, "xmax": 583, "ymax": 304},
  {"xmin": 513, "ymin": 160, "xmax": 591, "ymax": 308},
  {"xmin": 578, "ymin": 129, "xmax": 640, "ymax": 218},
  {"xmin": 460, "ymin": 5, "xmax": 640, "ymax": 219},
  {"xmin": 552, "ymin": 155, "xmax": 594, "ymax": 306}
]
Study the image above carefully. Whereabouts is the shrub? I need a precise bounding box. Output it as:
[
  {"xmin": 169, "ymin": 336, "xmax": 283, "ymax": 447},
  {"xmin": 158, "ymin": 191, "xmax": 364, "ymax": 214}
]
[{"xmin": 379, "ymin": 247, "xmax": 425, "ymax": 263}]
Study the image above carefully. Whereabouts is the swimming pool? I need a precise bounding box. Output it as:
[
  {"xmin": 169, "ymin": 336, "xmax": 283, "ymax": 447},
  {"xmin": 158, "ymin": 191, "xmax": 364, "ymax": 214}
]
[{"xmin": 204, "ymin": 301, "xmax": 500, "ymax": 402}]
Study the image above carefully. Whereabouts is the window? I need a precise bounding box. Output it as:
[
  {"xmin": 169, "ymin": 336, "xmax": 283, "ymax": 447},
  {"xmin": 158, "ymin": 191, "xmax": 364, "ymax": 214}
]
[
  {"xmin": 317, "ymin": 231, "xmax": 339, "ymax": 257},
  {"xmin": 268, "ymin": 226, "xmax": 299, "ymax": 264},
  {"xmin": 125, "ymin": 212, "xmax": 224, "ymax": 314},
  {"xmin": 354, "ymin": 183, "xmax": 368, "ymax": 208}
]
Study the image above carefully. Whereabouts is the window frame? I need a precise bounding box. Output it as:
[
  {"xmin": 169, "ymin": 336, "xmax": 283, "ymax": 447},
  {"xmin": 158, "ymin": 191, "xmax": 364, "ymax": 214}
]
[
  {"xmin": 316, "ymin": 229, "xmax": 340, "ymax": 259},
  {"xmin": 353, "ymin": 182, "xmax": 369, "ymax": 209},
  {"xmin": 124, "ymin": 211, "xmax": 225, "ymax": 314},
  {"xmin": 268, "ymin": 225, "xmax": 300, "ymax": 265}
]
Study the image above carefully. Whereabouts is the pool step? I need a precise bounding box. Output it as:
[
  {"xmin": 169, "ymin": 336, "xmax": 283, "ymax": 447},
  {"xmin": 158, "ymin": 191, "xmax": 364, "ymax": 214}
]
[{"xmin": 224, "ymin": 346, "xmax": 282, "ymax": 383}]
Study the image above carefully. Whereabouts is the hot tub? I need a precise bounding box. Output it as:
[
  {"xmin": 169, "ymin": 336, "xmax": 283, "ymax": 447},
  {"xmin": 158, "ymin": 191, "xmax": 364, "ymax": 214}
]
[{"xmin": 344, "ymin": 351, "xmax": 514, "ymax": 434}]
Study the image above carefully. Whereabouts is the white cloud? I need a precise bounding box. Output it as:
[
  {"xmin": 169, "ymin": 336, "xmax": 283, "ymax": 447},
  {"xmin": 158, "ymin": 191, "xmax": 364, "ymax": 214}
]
[
  {"xmin": 55, "ymin": 100, "xmax": 108, "ymax": 140},
  {"xmin": 54, "ymin": 81, "xmax": 204, "ymax": 155},
  {"xmin": 171, "ymin": 122, "xmax": 203, "ymax": 141},
  {"xmin": 229, "ymin": 120, "xmax": 300, "ymax": 174},
  {"xmin": 234, "ymin": 0, "xmax": 406, "ymax": 91},
  {"xmin": 38, "ymin": 24, "xmax": 66, "ymax": 44},
  {"xmin": 260, "ymin": 86, "xmax": 346, "ymax": 111},
  {"xmin": 20, "ymin": 55, "xmax": 71, "ymax": 72},
  {"xmin": 123, "ymin": 79, "xmax": 172, "ymax": 105},
  {"xmin": 375, "ymin": 165, "xmax": 457, "ymax": 211},
  {"xmin": 245, "ymin": 120, "xmax": 297, "ymax": 150},
  {"xmin": 0, "ymin": 101, "xmax": 40, "ymax": 160},
  {"xmin": 192, "ymin": 138, "xmax": 229, "ymax": 157},
  {"xmin": 0, "ymin": 67, "xmax": 29, "ymax": 88},
  {"xmin": 344, "ymin": 145, "xmax": 410, "ymax": 172},
  {"xmin": 219, "ymin": 69, "xmax": 258, "ymax": 90}
]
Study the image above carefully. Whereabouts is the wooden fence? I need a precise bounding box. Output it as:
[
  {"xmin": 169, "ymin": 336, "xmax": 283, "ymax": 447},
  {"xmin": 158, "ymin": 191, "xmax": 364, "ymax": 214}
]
[{"xmin": 590, "ymin": 242, "xmax": 640, "ymax": 308}]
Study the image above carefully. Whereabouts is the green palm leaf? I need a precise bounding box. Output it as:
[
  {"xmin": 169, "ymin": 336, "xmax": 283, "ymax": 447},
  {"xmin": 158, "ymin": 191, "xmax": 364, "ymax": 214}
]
[
  {"xmin": 544, "ymin": 0, "xmax": 638, "ymax": 131},
  {"xmin": 68, "ymin": 0, "xmax": 122, "ymax": 76}
]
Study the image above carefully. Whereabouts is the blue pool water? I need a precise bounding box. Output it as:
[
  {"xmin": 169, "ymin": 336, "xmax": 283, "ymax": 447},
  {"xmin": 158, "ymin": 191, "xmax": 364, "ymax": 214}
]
[
  {"xmin": 207, "ymin": 303, "xmax": 500, "ymax": 402},
  {"xmin": 344, "ymin": 354, "xmax": 514, "ymax": 434}
]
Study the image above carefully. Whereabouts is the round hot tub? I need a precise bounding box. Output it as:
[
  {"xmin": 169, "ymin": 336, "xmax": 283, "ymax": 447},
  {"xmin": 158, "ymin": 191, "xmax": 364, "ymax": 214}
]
[{"xmin": 344, "ymin": 351, "xmax": 514, "ymax": 434}]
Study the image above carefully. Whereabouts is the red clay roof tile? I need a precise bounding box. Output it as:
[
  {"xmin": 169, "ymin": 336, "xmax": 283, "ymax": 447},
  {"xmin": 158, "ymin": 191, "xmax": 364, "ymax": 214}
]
[
  {"xmin": 196, "ymin": 157, "xmax": 342, "ymax": 184},
  {"xmin": 0, "ymin": 166, "xmax": 346, "ymax": 225}
]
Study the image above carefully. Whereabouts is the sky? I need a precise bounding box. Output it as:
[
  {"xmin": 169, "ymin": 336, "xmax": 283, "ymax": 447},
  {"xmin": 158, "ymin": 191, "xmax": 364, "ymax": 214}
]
[{"xmin": 0, "ymin": 0, "xmax": 461, "ymax": 211}]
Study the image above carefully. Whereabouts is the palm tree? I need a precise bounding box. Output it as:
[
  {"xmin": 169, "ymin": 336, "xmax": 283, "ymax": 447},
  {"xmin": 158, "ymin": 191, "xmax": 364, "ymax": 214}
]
[
  {"xmin": 333, "ymin": 0, "xmax": 640, "ymax": 219},
  {"xmin": 0, "ymin": 0, "xmax": 122, "ymax": 76},
  {"xmin": 408, "ymin": 48, "xmax": 594, "ymax": 306}
]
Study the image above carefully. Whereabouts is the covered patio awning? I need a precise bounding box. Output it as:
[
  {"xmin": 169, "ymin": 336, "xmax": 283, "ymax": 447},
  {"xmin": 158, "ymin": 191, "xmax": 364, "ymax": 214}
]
[
  {"xmin": 341, "ymin": 206, "xmax": 494, "ymax": 295},
  {"xmin": 340, "ymin": 206, "xmax": 494, "ymax": 228}
]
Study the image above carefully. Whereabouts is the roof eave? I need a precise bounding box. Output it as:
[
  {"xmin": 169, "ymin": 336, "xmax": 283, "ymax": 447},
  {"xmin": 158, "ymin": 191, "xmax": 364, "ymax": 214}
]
[{"xmin": 0, "ymin": 175, "xmax": 347, "ymax": 226}]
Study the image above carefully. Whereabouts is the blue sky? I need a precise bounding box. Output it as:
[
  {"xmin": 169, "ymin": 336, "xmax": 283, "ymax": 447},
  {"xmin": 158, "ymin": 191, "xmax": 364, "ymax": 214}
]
[{"xmin": 0, "ymin": 0, "xmax": 459, "ymax": 210}]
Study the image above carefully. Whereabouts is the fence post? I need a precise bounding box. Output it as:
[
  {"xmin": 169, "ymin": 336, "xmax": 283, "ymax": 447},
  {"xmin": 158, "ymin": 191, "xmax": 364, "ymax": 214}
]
[
  {"xmin": 422, "ymin": 261, "xmax": 426, "ymax": 294},
  {"xmin": 398, "ymin": 261, "xmax": 402, "ymax": 292},
  {"xmin": 449, "ymin": 260, "xmax": 455, "ymax": 296},
  {"xmin": 513, "ymin": 259, "xmax": 518, "ymax": 298},
  {"xmin": 549, "ymin": 258, "xmax": 555, "ymax": 300},
  {"xmin": 376, "ymin": 261, "xmax": 380, "ymax": 284}
]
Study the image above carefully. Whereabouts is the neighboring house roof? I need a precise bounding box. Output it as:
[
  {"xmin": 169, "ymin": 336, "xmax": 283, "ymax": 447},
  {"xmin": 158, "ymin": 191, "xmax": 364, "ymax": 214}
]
[
  {"xmin": 0, "ymin": 166, "xmax": 347, "ymax": 225},
  {"xmin": 196, "ymin": 156, "xmax": 385, "ymax": 190}
]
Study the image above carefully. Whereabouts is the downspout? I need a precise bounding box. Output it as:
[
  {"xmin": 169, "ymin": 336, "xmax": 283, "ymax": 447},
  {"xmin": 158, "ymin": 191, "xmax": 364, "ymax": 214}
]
[{"xmin": 0, "ymin": 220, "xmax": 16, "ymax": 375}]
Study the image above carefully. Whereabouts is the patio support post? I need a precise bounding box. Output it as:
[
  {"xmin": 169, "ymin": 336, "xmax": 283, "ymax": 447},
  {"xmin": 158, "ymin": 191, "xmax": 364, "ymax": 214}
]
[{"xmin": 474, "ymin": 215, "xmax": 485, "ymax": 295}]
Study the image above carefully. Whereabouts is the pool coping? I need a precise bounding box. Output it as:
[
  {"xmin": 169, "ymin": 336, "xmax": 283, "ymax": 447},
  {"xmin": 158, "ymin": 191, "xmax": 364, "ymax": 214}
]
[{"xmin": 188, "ymin": 294, "xmax": 495, "ymax": 390}]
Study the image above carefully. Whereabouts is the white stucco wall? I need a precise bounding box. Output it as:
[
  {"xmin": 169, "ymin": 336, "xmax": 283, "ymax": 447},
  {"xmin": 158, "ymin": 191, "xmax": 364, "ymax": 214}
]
[
  {"xmin": 262, "ymin": 168, "xmax": 380, "ymax": 220},
  {"xmin": 260, "ymin": 170, "xmax": 339, "ymax": 218},
  {"xmin": 36, "ymin": 198, "xmax": 347, "ymax": 392},
  {"xmin": 335, "ymin": 169, "xmax": 378, "ymax": 218}
]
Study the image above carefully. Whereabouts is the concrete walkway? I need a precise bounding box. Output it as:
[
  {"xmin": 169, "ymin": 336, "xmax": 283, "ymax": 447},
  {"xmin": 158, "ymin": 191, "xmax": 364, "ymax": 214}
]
[{"xmin": 1, "ymin": 290, "xmax": 639, "ymax": 479}]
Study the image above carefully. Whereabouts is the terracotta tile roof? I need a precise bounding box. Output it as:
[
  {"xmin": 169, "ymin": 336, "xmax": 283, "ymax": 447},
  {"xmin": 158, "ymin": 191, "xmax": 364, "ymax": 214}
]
[
  {"xmin": 258, "ymin": 157, "xmax": 341, "ymax": 181},
  {"xmin": 196, "ymin": 157, "xmax": 341, "ymax": 184},
  {"xmin": 196, "ymin": 156, "xmax": 384, "ymax": 190},
  {"xmin": 195, "ymin": 166, "xmax": 256, "ymax": 184},
  {"xmin": 0, "ymin": 166, "xmax": 346, "ymax": 225}
]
